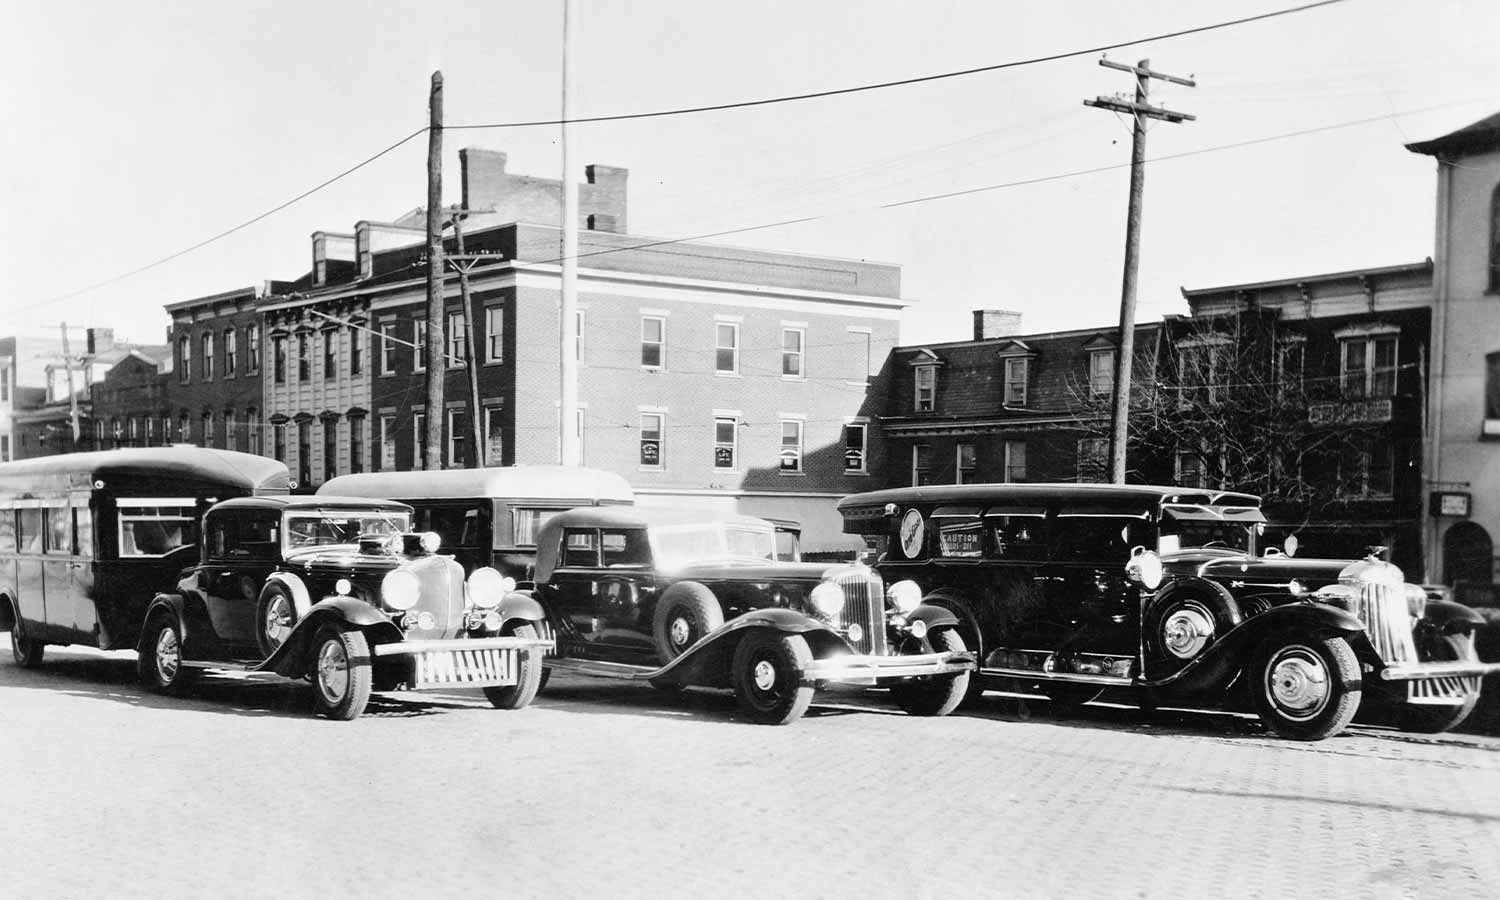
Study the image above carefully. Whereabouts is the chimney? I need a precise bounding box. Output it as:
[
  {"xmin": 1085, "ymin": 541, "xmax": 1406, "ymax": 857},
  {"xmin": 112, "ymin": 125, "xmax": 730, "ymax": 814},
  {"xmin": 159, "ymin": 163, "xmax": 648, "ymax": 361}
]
[
  {"xmin": 460, "ymin": 148, "xmax": 509, "ymax": 212},
  {"xmin": 85, "ymin": 327, "xmax": 114, "ymax": 355},
  {"xmin": 587, "ymin": 213, "xmax": 620, "ymax": 233},
  {"xmin": 585, "ymin": 164, "xmax": 629, "ymax": 233},
  {"xmin": 973, "ymin": 309, "xmax": 1023, "ymax": 341}
]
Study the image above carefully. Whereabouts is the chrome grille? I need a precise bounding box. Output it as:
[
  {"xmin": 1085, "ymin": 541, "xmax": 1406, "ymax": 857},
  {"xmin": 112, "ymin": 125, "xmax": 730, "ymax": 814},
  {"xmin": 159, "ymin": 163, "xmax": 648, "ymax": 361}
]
[
  {"xmin": 408, "ymin": 557, "xmax": 463, "ymax": 639},
  {"xmin": 1350, "ymin": 582, "xmax": 1418, "ymax": 665},
  {"xmin": 829, "ymin": 567, "xmax": 886, "ymax": 656}
]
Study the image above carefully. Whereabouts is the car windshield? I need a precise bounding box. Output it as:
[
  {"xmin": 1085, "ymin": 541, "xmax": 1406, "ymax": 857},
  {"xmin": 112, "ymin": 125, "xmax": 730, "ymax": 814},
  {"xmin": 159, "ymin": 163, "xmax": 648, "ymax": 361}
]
[
  {"xmin": 1160, "ymin": 522, "xmax": 1253, "ymax": 554},
  {"xmin": 285, "ymin": 510, "xmax": 411, "ymax": 552},
  {"xmin": 650, "ymin": 523, "xmax": 777, "ymax": 569}
]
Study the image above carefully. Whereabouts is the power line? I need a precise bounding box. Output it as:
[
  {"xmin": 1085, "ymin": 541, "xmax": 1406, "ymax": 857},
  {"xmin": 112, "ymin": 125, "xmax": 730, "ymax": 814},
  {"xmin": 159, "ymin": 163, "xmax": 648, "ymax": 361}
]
[{"xmin": 447, "ymin": 1, "xmax": 1349, "ymax": 130}]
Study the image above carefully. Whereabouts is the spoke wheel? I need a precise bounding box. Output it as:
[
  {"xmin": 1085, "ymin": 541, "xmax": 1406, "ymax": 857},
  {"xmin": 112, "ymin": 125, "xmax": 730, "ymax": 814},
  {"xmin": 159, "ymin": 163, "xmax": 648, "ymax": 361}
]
[
  {"xmin": 1251, "ymin": 635, "xmax": 1360, "ymax": 741},
  {"xmin": 731, "ymin": 630, "xmax": 813, "ymax": 725},
  {"xmin": 310, "ymin": 625, "xmax": 372, "ymax": 721}
]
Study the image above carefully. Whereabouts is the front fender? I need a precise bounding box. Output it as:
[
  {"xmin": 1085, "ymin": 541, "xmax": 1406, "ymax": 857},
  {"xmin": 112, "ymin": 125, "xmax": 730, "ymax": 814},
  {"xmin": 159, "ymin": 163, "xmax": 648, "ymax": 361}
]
[
  {"xmin": 652, "ymin": 608, "xmax": 844, "ymax": 688},
  {"xmin": 258, "ymin": 597, "xmax": 404, "ymax": 676},
  {"xmin": 905, "ymin": 603, "xmax": 959, "ymax": 632},
  {"xmin": 498, "ymin": 591, "xmax": 545, "ymax": 630},
  {"xmin": 137, "ymin": 594, "xmax": 188, "ymax": 654},
  {"xmin": 1424, "ymin": 599, "xmax": 1485, "ymax": 635},
  {"xmin": 1144, "ymin": 601, "xmax": 1366, "ymax": 696}
]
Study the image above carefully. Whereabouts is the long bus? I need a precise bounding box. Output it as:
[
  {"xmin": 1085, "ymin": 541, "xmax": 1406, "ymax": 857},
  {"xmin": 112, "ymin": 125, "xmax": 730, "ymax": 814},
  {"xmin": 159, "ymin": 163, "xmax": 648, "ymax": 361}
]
[
  {"xmin": 318, "ymin": 465, "xmax": 634, "ymax": 582},
  {"xmin": 1, "ymin": 447, "xmax": 289, "ymax": 667}
]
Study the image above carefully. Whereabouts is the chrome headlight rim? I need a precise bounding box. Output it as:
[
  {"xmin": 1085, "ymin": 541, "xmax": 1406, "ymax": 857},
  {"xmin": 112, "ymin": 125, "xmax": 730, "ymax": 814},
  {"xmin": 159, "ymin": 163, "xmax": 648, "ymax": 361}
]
[
  {"xmin": 810, "ymin": 581, "xmax": 845, "ymax": 617},
  {"xmin": 466, "ymin": 566, "xmax": 510, "ymax": 610},
  {"xmin": 886, "ymin": 579, "xmax": 922, "ymax": 615},
  {"xmin": 381, "ymin": 569, "xmax": 421, "ymax": 612}
]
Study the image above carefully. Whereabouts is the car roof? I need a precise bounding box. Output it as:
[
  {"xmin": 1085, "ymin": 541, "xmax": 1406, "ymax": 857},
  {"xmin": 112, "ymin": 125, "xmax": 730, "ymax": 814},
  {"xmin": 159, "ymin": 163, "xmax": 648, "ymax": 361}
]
[
  {"xmin": 317, "ymin": 465, "xmax": 634, "ymax": 503},
  {"xmin": 210, "ymin": 495, "xmax": 413, "ymax": 514},
  {"xmin": 838, "ymin": 483, "xmax": 1261, "ymax": 511}
]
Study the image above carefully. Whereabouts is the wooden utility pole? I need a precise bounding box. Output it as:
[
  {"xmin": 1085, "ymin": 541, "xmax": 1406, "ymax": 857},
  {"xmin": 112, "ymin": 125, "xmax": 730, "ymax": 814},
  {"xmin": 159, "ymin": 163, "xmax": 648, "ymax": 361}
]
[
  {"xmin": 446, "ymin": 208, "xmax": 485, "ymax": 468},
  {"xmin": 424, "ymin": 71, "xmax": 446, "ymax": 470},
  {"xmin": 559, "ymin": 0, "xmax": 581, "ymax": 466},
  {"xmin": 1085, "ymin": 58, "xmax": 1194, "ymax": 484},
  {"xmin": 59, "ymin": 322, "xmax": 80, "ymax": 445}
]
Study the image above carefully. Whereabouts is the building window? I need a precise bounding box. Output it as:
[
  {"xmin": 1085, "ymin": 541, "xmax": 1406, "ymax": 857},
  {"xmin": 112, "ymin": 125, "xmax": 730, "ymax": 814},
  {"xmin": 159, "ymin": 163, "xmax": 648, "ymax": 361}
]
[
  {"xmin": 1486, "ymin": 352, "xmax": 1500, "ymax": 438},
  {"xmin": 485, "ymin": 306, "xmax": 504, "ymax": 364},
  {"xmin": 380, "ymin": 323, "xmax": 397, "ymax": 374},
  {"xmin": 1339, "ymin": 438, "xmax": 1394, "ymax": 498},
  {"xmin": 145, "ymin": 417, "xmax": 155, "ymax": 446},
  {"xmin": 448, "ymin": 408, "xmax": 467, "ymax": 468},
  {"xmin": 246, "ymin": 325, "xmax": 260, "ymax": 373},
  {"xmin": 715, "ymin": 323, "xmax": 739, "ymax": 374},
  {"xmin": 271, "ymin": 336, "xmax": 287, "ymax": 384},
  {"xmin": 296, "ymin": 420, "xmax": 311, "ymax": 486},
  {"xmin": 177, "ymin": 336, "xmax": 191, "ymax": 384},
  {"xmin": 1490, "ymin": 182, "xmax": 1500, "ymax": 293},
  {"xmin": 915, "ymin": 365, "xmax": 936, "ymax": 412},
  {"xmin": 248, "ymin": 408, "xmax": 261, "ymax": 456},
  {"xmin": 1177, "ymin": 339, "xmax": 1227, "ymax": 407},
  {"xmin": 575, "ymin": 310, "xmax": 586, "ymax": 364},
  {"xmin": 641, "ymin": 317, "xmax": 665, "ymax": 369},
  {"xmin": 349, "ymin": 326, "xmax": 362, "ymax": 375},
  {"xmin": 224, "ymin": 328, "xmax": 237, "ymax": 375},
  {"xmin": 843, "ymin": 422, "xmax": 867, "ymax": 474},
  {"xmin": 323, "ymin": 420, "xmax": 338, "ymax": 481},
  {"xmin": 323, "ymin": 330, "xmax": 337, "ymax": 379},
  {"xmin": 414, "ymin": 320, "xmax": 428, "ymax": 371},
  {"xmin": 1003, "ymin": 440, "xmax": 1027, "ymax": 483},
  {"xmin": 1003, "ymin": 357, "xmax": 1028, "ymax": 406},
  {"xmin": 414, "ymin": 412, "xmax": 427, "ymax": 468},
  {"xmin": 223, "ymin": 411, "xmax": 235, "ymax": 451},
  {"xmin": 1340, "ymin": 334, "xmax": 1398, "ymax": 399},
  {"xmin": 956, "ymin": 442, "xmax": 976, "ymax": 484},
  {"xmin": 2, "ymin": 365, "xmax": 10, "ymax": 402},
  {"xmin": 379, "ymin": 415, "xmax": 396, "ymax": 471},
  {"xmin": 1277, "ymin": 338, "xmax": 1305, "ymax": 396},
  {"xmin": 1176, "ymin": 450, "xmax": 1207, "ymax": 490},
  {"xmin": 177, "ymin": 412, "xmax": 190, "ymax": 443},
  {"xmin": 201, "ymin": 332, "xmax": 214, "ymax": 380},
  {"xmin": 849, "ymin": 328, "xmax": 873, "ymax": 383},
  {"xmin": 447, "ymin": 310, "xmax": 465, "ymax": 368},
  {"xmin": 484, "ymin": 406, "xmax": 504, "ymax": 466},
  {"xmin": 273, "ymin": 423, "xmax": 287, "ymax": 462},
  {"xmin": 349, "ymin": 414, "xmax": 364, "ymax": 474},
  {"xmin": 780, "ymin": 420, "xmax": 803, "ymax": 473},
  {"xmin": 1089, "ymin": 350, "xmax": 1115, "ymax": 397},
  {"xmin": 782, "ymin": 328, "xmax": 804, "ymax": 378},
  {"xmin": 639, "ymin": 413, "xmax": 663, "ymax": 468},
  {"xmin": 1077, "ymin": 437, "xmax": 1108, "ymax": 483},
  {"xmin": 297, "ymin": 333, "xmax": 311, "ymax": 381},
  {"xmin": 0, "ymin": 435, "xmax": 8, "ymax": 462},
  {"xmin": 201, "ymin": 410, "xmax": 214, "ymax": 447},
  {"xmin": 713, "ymin": 416, "xmax": 738, "ymax": 470},
  {"xmin": 912, "ymin": 444, "xmax": 932, "ymax": 486}
]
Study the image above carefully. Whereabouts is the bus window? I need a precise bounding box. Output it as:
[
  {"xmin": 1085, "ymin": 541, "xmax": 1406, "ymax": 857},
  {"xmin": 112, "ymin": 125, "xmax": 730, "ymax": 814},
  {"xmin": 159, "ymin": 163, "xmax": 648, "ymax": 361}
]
[
  {"xmin": 0, "ymin": 507, "xmax": 14, "ymax": 552},
  {"xmin": 513, "ymin": 508, "xmax": 564, "ymax": 548},
  {"xmin": 44, "ymin": 507, "xmax": 71, "ymax": 555},
  {"xmin": 72, "ymin": 508, "xmax": 92, "ymax": 558},
  {"xmin": 417, "ymin": 505, "xmax": 481, "ymax": 550},
  {"xmin": 119, "ymin": 502, "xmax": 198, "ymax": 558},
  {"xmin": 17, "ymin": 508, "xmax": 42, "ymax": 554}
]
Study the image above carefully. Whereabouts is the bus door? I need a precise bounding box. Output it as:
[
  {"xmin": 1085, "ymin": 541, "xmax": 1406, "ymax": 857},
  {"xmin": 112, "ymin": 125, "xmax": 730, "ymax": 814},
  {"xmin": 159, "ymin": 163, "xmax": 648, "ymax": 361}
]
[
  {"xmin": 41, "ymin": 497, "xmax": 97, "ymax": 643},
  {"xmin": 12, "ymin": 502, "xmax": 55, "ymax": 640}
]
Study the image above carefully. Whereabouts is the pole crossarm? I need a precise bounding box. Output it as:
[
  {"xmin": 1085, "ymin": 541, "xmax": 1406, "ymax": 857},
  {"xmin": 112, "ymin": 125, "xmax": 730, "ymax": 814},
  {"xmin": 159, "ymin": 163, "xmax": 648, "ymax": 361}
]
[
  {"xmin": 1099, "ymin": 57, "xmax": 1196, "ymax": 87},
  {"xmin": 1083, "ymin": 97, "xmax": 1195, "ymax": 123}
]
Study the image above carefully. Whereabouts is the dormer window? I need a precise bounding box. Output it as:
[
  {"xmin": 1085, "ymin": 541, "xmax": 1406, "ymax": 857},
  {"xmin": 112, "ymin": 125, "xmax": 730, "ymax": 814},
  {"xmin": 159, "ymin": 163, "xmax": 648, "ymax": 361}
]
[
  {"xmin": 915, "ymin": 365, "xmax": 936, "ymax": 411},
  {"xmin": 1004, "ymin": 357, "xmax": 1028, "ymax": 405},
  {"xmin": 1089, "ymin": 350, "xmax": 1115, "ymax": 397}
]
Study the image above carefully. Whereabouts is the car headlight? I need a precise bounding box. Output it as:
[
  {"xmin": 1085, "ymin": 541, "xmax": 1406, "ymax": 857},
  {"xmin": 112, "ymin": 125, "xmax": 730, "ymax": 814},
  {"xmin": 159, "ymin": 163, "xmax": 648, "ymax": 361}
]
[
  {"xmin": 810, "ymin": 582, "xmax": 845, "ymax": 617},
  {"xmin": 1125, "ymin": 548, "xmax": 1163, "ymax": 591},
  {"xmin": 466, "ymin": 567, "xmax": 506, "ymax": 609},
  {"xmin": 382, "ymin": 570, "xmax": 421, "ymax": 611},
  {"xmin": 420, "ymin": 531, "xmax": 442, "ymax": 553},
  {"xmin": 886, "ymin": 579, "xmax": 922, "ymax": 614},
  {"xmin": 333, "ymin": 578, "xmax": 352, "ymax": 596}
]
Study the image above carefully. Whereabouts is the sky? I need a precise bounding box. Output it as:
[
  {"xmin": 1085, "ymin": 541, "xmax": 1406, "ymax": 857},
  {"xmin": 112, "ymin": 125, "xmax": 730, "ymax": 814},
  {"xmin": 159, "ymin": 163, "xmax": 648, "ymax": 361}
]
[{"xmin": 2, "ymin": 0, "xmax": 1498, "ymax": 350}]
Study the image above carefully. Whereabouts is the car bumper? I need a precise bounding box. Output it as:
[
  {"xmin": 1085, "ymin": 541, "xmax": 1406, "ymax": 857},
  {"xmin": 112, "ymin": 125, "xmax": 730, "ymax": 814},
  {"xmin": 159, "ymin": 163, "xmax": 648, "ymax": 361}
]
[
  {"xmin": 1377, "ymin": 659, "xmax": 1500, "ymax": 681},
  {"xmin": 804, "ymin": 650, "xmax": 975, "ymax": 686},
  {"xmin": 373, "ymin": 636, "xmax": 553, "ymax": 690}
]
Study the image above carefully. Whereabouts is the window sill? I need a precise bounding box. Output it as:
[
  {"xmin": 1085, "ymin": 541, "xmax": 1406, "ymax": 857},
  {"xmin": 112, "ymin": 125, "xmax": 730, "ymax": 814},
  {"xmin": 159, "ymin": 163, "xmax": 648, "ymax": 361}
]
[
  {"xmin": 843, "ymin": 470, "xmax": 870, "ymax": 476},
  {"xmin": 715, "ymin": 371, "xmax": 742, "ymax": 378},
  {"xmin": 778, "ymin": 471, "xmax": 806, "ymax": 477}
]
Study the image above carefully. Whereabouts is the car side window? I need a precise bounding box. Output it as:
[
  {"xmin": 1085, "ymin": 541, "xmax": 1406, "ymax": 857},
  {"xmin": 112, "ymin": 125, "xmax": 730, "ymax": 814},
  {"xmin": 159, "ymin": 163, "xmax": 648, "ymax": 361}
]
[
  {"xmin": 561, "ymin": 528, "xmax": 599, "ymax": 568},
  {"xmin": 601, "ymin": 529, "xmax": 649, "ymax": 567},
  {"xmin": 1052, "ymin": 513, "xmax": 1147, "ymax": 562},
  {"xmin": 986, "ymin": 512, "xmax": 1047, "ymax": 561}
]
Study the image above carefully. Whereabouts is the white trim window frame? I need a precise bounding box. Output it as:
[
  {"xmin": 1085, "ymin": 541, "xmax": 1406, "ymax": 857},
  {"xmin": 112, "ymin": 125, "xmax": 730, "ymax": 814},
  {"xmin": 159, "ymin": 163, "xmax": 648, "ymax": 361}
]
[
  {"xmin": 484, "ymin": 305, "xmax": 504, "ymax": 364},
  {"xmin": 843, "ymin": 421, "xmax": 868, "ymax": 474},
  {"xmin": 1003, "ymin": 439, "xmax": 1026, "ymax": 483},
  {"xmin": 781, "ymin": 326, "xmax": 805, "ymax": 379},
  {"xmin": 641, "ymin": 316, "xmax": 666, "ymax": 370},
  {"xmin": 713, "ymin": 415, "xmax": 738, "ymax": 471},
  {"xmin": 413, "ymin": 320, "xmax": 428, "ymax": 372},
  {"xmin": 956, "ymin": 442, "xmax": 976, "ymax": 484},
  {"xmin": 715, "ymin": 322, "xmax": 740, "ymax": 376},
  {"xmin": 380, "ymin": 322, "xmax": 397, "ymax": 375},
  {"xmin": 1089, "ymin": 350, "xmax": 1115, "ymax": 398},
  {"xmin": 639, "ymin": 411, "xmax": 665, "ymax": 469},
  {"xmin": 446, "ymin": 310, "xmax": 466, "ymax": 369},
  {"xmin": 1003, "ymin": 356, "xmax": 1028, "ymax": 406},
  {"xmin": 914, "ymin": 365, "xmax": 936, "ymax": 412}
]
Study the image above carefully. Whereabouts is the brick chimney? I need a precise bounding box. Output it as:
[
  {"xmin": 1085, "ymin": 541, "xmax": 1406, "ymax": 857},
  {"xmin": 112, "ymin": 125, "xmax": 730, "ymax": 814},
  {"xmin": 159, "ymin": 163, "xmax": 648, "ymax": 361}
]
[{"xmin": 973, "ymin": 309, "xmax": 1023, "ymax": 341}]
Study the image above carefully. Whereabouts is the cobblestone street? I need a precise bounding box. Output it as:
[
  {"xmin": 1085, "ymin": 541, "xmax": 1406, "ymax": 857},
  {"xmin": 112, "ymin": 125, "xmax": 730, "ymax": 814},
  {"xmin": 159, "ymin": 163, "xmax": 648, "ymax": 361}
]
[{"xmin": 3, "ymin": 639, "xmax": 1499, "ymax": 900}]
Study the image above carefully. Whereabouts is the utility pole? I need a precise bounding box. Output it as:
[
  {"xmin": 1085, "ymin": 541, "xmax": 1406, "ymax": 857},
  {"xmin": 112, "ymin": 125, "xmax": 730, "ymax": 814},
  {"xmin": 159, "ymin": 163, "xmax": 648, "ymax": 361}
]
[
  {"xmin": 59, "ymin": 322, "xmax": 80, "ymax": 446},
  {"xmin": 1085, "ymin": 58, "xmax": 1194, "ymax": 484},
  {"xmin": 559, "ymin": 0, "xmax": 581, "ymax": 466},
  {"xmin": 424, "ymin": 71, "xmax": 446, "ymax": 470},
  {"xmin": 446, "ymin": 208, "xmax": 486, "ymax": 468}
]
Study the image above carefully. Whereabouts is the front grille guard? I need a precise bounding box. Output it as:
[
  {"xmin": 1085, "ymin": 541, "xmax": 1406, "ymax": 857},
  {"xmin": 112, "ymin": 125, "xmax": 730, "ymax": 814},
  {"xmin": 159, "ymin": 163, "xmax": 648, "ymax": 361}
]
[{"xmin": 1350, "ymin": 583, "xmax": 1489, "ymax": 702}]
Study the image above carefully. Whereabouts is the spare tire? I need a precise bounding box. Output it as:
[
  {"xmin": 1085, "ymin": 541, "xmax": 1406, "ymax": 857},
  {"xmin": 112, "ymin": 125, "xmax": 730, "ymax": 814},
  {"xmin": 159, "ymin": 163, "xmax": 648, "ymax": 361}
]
[{"xmin": 651, "ymin": 582, "xmax": 724, "ymax": 662}]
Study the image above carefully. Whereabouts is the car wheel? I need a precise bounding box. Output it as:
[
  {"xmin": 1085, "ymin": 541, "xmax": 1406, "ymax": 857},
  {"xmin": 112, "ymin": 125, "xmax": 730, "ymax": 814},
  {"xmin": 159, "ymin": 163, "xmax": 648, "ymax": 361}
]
[
  {"xmin": 310, "ymin": 625, "xmax": 372, "ymax": 721},
  {"xmin": 137, "ymin": 614, "xmax": 196, "ymax": 693},
  {"xmin": 651, "ymin": 582, "xmax": 724, "ymax": 662},
  {"xmin": 483, "ymin": 623, "xmax": 545, "ymax": 710},
  {"xmin": 890, "ymin": 627, "xmax": 970, "ymax": 717},
  {"xmin": 731, "ymin": 630, "xmax": 814, "ymax": 725},
  {"xmin": 255, "ymin": 584, "xmax": 298, "ymax": 658},
  {"xmin": 1398, "ymin": 634, "xmax": 1481, "ymax": 734},
  {"xmin": 1250, "ymin": 635, "xmax": 1361, "ymax": 741},
  {"xmin": 9, "ymin": 603, "xmax": 44, "ymax": 669}
]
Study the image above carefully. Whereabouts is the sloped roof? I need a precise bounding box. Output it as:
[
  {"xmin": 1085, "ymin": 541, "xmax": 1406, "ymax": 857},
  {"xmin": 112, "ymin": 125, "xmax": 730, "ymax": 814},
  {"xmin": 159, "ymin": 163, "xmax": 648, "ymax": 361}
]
[{"xmin": 1406, "ymin": 110, "xmax": 1500, "ymax": 157}]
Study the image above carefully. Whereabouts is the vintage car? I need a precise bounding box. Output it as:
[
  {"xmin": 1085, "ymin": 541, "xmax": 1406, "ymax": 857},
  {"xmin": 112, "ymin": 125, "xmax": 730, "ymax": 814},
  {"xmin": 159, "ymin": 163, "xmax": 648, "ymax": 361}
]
[
  {"xmin": 838, "ymin": 483, "xmax": 1500, "ymax": 741},
  {"xmin": 137, "ymin": 495, "xmax": 552, "ymax": 720},
  {"xmin": 518, "ymin": 506, "xmax": 975, "ymax": 725}
]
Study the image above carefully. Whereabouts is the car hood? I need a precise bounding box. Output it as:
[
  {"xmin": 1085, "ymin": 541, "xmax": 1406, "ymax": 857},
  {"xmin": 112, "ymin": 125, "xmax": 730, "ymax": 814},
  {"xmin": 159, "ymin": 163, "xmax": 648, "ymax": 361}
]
[
  {"xmin": 1163, "ymin": 551, "xmax": 1355, "ymax": 588},
  {"xmin": 669, "ymin": 559, "xmax": 840, "ymax": 583}
]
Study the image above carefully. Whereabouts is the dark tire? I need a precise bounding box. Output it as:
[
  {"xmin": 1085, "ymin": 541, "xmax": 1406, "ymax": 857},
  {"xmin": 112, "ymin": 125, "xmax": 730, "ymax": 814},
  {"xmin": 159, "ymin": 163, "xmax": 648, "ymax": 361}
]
[
  {"xmin": 255, "ymin": 584, "xmax": 299, "ymax": 658},
  {"xmin": 1040, "ymin": 683, "xmax": 1103, "ymax": 713},
  {"xmin": 138, "ymin": 615, "xmax": 197, "ymax": 693},
  {"xmin": 1397, "ymin": 635, "xmax": 1481, "ymax": 734},
  {"xmin": 732, "ymin": 630, "xmax": 814, "ymax": 725},
  {"xmin": 310, "ymin": 625, "xmax": 372, "ymax": 721},
  {"xmin": 10, "ymin": 604, "xmax": 45, "ymax": 668},
  {"xmin": 1250, "ymin": 635, "xmax": 1361, "ymax": 741},
  {"xmin": 652, "ymin": 582, "xmax": 724, "ymax": 662},
  {"xmin": 890, "ymin": 628, "xmax": 970, "ymax": 717},
  {"xmin": 483, "ymin": 623, "xmax": 545, "ymax": 710}
]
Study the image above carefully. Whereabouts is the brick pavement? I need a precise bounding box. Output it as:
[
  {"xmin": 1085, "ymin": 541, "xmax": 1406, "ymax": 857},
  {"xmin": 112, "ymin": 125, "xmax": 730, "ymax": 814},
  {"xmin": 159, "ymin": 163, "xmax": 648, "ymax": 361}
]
[{"xmin": 2, "ymin": 641, "xmax": 1499, "ymax": 900}]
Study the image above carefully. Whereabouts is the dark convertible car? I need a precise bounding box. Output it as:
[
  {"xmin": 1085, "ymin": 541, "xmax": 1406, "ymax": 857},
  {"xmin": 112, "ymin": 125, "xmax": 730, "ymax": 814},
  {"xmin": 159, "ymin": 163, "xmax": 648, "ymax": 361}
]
[{"xmin": 519, "ymin": 506, "xmax": 974, "ymax": 724}]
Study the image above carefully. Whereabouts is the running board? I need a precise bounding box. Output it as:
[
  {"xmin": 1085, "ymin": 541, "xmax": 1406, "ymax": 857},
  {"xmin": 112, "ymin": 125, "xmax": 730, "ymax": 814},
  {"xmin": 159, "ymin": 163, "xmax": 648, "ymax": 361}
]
[
  {"xmin": 545, "ymin": 657, "xmax": 660, "ymax": 681},
  {"xmin": 980, "ymin": 666, "xmax": 1133, "ymax": 687}
]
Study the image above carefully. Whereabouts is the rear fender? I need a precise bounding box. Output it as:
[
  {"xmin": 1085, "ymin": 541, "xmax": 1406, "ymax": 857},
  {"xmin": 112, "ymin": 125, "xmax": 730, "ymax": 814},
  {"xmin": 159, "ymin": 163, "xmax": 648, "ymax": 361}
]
[
  {"xmin": 264, "ymin": 572, "xmax": 313, "ymax": 618},
  {"xmin": 259, "ymin": 598, "xmax": 403, "ymax": 677},
  {"xmin": 137, "ymin": 594, "xmax": 189, "ymax": 655},
  {"xmin": 1145, "ymin": 601, "xmax": 1366, "ymax": 696}
]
